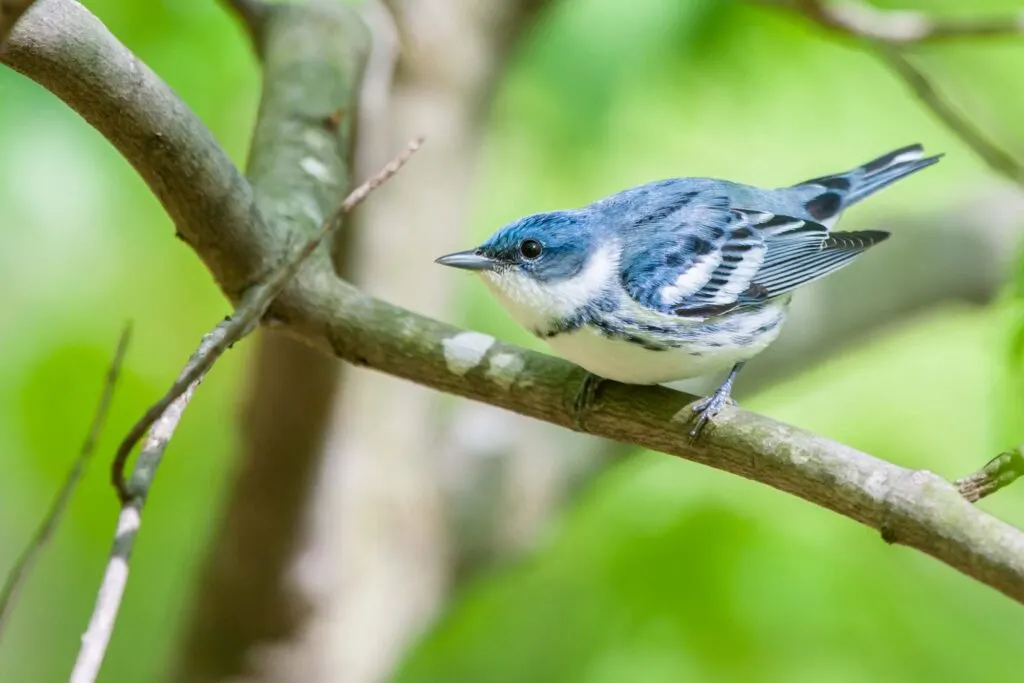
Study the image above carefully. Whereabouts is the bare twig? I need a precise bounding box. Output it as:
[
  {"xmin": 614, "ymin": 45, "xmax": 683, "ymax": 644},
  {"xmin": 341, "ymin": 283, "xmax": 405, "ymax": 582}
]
[
  {"xmin": 957, "ymin": 447, "xmax": 1024, "ymax": 503},
  {"xmin": 221, "ymin": 0, "xmax": 268, "ymax": 50},
  {"xmin": 111, "ymin": 137, "xmax": 423, "ymax": 503},
  {"xmin": 789, "ymin": 0, "xmax": 1024, "ymax": 44},
  {"xmin": 69, "ymin": 140, "xmax": 423, "ymax": 683},
  {"xmin": 70, "ymin": 380, "xmax": 199, "ymax": 683},
  {"xmin": 878, "ymin": 48, "xmax": 1024, "ymax": 184},
  {"xmin": 0, "ymin": 324, "xmax": 131, "ymax": 639},
  {"xmin": 0, "ymin": 0, "xmax": 37, "ymax": 45},
  {"xmin": 772, "ymin": 0, "xmax": 1024, "ymax": 186}
]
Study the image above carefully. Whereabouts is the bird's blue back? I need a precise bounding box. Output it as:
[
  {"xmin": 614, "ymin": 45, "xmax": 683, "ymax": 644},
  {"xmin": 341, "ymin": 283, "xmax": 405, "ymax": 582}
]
[{"xmin": 572, "ymin": 144, "xmax": 940, "ymax": 317}]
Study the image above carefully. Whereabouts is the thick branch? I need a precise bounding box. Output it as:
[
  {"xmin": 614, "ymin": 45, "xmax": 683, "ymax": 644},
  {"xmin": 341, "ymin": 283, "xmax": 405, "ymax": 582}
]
[
  {"xmin": 276, "ymin": 276, "xmax": 1024, "ymax": 604},
  {"xmin": 0, "ymin": 0, "xmax": 36, "ymax": 44},
  {"xmin": 110, "ymin": 0, "xmax": 372, "ymax": 502},
  {"xmin": 79, "ymin": 135, "xmax": 418, "ymax": 680},
  {"xmin": 112, "ymin": 130, "xmax": 420, "ymax": 502}
]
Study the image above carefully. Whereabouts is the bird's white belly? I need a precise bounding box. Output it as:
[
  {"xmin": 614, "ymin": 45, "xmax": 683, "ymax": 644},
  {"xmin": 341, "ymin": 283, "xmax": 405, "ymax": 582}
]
[
  {"xmin": 544, "ymin": 301, "xmax": 788, "ymax": 385},
  {"xmin": 544, "ymin": 327, "xmax": 747, "ymax": 384}
]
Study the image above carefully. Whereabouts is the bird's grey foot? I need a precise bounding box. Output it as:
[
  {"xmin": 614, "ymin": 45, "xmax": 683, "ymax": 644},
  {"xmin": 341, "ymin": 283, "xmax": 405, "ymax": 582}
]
[
  {"xmin": 573, "ymin": 372, "xmax": 606, "ymax": 430},
  {"xmin": 688, "ymin": 388, "xmax": 736, "ymax": 440},
  {"xmin": 687, "ymin": 361, "xmax": 745, "ymax": 440}
]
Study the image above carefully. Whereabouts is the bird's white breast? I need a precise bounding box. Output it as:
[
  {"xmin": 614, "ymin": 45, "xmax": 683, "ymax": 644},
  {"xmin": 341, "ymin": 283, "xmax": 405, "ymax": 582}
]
[
  {"xmin": 545, "ymin": 303, "xmax": 786, "ymax": 385},
  {"xmin": 478, "ymin": 241, "xmax": 620, "ymax": 332}
]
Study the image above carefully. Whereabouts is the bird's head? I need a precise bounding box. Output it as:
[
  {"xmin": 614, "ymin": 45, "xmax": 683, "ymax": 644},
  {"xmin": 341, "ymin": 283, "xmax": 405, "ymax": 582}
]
[{"xmin": 436, "ymin": 210, "xmax": 612, "ymax": 328}]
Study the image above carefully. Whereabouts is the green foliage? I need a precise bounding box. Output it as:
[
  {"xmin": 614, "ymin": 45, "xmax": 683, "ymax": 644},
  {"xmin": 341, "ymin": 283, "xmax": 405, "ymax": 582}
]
[{"xmin": 1, "ymin": 0, "xmax": 1023, "ymax": 682}]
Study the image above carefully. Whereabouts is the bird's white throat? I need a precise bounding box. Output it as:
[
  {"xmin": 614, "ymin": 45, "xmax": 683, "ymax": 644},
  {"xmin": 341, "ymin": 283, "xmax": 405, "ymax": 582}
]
[{"xmin": 478, "ymin": 242, "xmax": 620, "ymax": 332}]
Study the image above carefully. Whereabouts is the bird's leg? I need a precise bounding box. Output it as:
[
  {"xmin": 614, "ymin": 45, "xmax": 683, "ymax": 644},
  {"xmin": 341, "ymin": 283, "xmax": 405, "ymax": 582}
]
[
  {"xmin": 572, "ymin": 372, "xmax": 607, "ymax": 430},
  {"xmin": 688, "ymin": 361, "xmax": 745, "ymax": 439}
]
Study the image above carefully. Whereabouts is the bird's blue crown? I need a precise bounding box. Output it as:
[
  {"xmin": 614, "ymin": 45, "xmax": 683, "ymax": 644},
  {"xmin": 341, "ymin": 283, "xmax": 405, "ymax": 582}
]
[{"xmin": 479, "ymin": 210, "xmax": 599, "ymax": 282}]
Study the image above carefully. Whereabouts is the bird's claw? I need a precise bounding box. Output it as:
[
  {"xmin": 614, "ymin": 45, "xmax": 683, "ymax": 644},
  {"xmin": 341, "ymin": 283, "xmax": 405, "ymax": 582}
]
[{"xmin": 687, "ymin": 390, "xmax": 736, "ymax": 440}]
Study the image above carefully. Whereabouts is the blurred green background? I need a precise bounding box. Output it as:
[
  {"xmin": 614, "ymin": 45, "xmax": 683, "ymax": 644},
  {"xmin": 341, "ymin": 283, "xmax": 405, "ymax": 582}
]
[{"xmin": 2, "ymin": 0, "xmax": 1024, "ymax": 681}]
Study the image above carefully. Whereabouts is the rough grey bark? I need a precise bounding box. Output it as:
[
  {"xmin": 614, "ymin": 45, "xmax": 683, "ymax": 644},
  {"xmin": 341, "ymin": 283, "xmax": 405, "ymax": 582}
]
[
  {"xmin": 0, "ymin": 0, "xmax": 37, "ymax": 44},
  {"xmin": 285, "ymin": 273, "xmax": 1024, "ymax": 603}
]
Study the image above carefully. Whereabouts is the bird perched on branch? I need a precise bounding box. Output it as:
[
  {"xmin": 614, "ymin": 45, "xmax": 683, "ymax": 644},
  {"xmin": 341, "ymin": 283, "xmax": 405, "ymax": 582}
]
[{"xmin": 436, "ymin": 144, "xmax": 941, "ymax": 436}]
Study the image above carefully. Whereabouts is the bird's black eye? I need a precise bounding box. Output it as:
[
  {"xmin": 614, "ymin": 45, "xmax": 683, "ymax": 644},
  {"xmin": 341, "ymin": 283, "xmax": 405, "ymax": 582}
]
[{"xmin": 519, "ymin": 239, "xmax": 543, "ymax": 260}]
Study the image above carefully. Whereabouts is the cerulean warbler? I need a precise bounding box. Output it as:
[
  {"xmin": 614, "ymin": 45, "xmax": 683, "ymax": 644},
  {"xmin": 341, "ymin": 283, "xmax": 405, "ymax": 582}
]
[{"xmin": 436, "ymin": 145, "xmax": 941, "ymax": 435}]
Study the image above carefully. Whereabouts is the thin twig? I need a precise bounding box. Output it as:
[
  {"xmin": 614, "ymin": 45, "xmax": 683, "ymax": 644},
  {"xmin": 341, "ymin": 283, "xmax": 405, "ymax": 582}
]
[
  {"xmin": 788, "ymin": 0, "xmax": 1024, "ymax": 44},
  {"xmin": 0, "ymin": 323, "xmax": 131, "ymax": 639},
  {"xmin": 772, "ymin": 0, "xmax": 1024, "ymax": 187},
  {"xmin": 69, "ymin": 141, "xmax": 423, "ymax": 683},
  {"xmin": 879, "ymin": 49, "xmax": 1024, "ymax": 184},
  {"xmin": 956, "ymin": 447, "xmax": 1024, "ymax": 503},
  {"xmin": 70, "ymin": 380, "xmax": 199, "ymax": 683},
  {"xmin": 110, "ymin": 136, "xmax": 423, "ymax": 502},
  {"xmin": 0, "ymin": 0, "xmax": 37, "ymax": 45}
]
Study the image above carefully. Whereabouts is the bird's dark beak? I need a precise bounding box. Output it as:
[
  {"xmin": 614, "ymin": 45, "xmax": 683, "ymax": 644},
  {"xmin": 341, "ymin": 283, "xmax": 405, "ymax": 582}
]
[{"xmin": 434, "ymin": 249, "xmax": 496, "ymax": 271}]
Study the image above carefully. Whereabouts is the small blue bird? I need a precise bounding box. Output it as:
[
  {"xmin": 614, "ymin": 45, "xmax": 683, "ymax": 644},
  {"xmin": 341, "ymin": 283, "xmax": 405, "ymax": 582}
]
[{"xmin": 436, "ymin": 144, "xmax": 941, "ymax": 435}]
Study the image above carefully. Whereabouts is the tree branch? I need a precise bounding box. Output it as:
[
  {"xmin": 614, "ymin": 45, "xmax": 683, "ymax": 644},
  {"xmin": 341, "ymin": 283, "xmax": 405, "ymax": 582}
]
[
  {"xmin": 112, "ymin": 135, "xmax": 421, "ymax": 501},
  {"xmin": 110, "ymin": 98, "xmax": 411, "ymax": 503},
  {"xmin": 771, "ymin": 0, "xmax": 1024, "ymax": 186},
  {"xmin": 0, "ymin": 0, "xmax": 36, "ymax": 44},
  {"xmin": 764, "ymin": 2, "xmax": 1024, "ymax": 507},
  {"xmin": 0, "ymin": 0, "xmax": 273, "ymax": 298},
  {"xmin": 878, "ymin": 48, "xmax": 1024, "ymax": 184},
  {"xmin": 73, "ymin": 140, "xmax": 420, "ymax": 681},
  {"xmin": 789, "ymin": 0, "xmax": 1024, "ymax": 44},
  {"xmin": 274, "ymin": 275, "xmax": 1024, "ymax": 605},
  {"xmin": 0, "ymin": 323, "xmax": 131, "ymax": 640}
]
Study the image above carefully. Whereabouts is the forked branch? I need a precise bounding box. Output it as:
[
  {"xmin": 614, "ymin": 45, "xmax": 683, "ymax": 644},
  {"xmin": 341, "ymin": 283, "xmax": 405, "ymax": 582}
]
[{"xmin": 70, "ymin": 140, "xmax": 422, "ymax": 683}]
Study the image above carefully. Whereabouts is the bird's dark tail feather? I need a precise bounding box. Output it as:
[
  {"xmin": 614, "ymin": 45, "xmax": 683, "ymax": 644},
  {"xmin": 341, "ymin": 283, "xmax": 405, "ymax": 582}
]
[{"xmin": 796, "ymin": 144, "xmax": 943, "ymax": 207}]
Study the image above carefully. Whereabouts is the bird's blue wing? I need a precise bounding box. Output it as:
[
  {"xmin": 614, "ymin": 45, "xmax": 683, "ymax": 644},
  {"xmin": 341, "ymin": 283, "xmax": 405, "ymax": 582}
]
[
  {"xmin": 742, "ymin": 225, "xmax": 889, "ymax": 303},
  {"xmin": 617, "ymin": 192, "xmax": 888, "ymax": 318}
]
